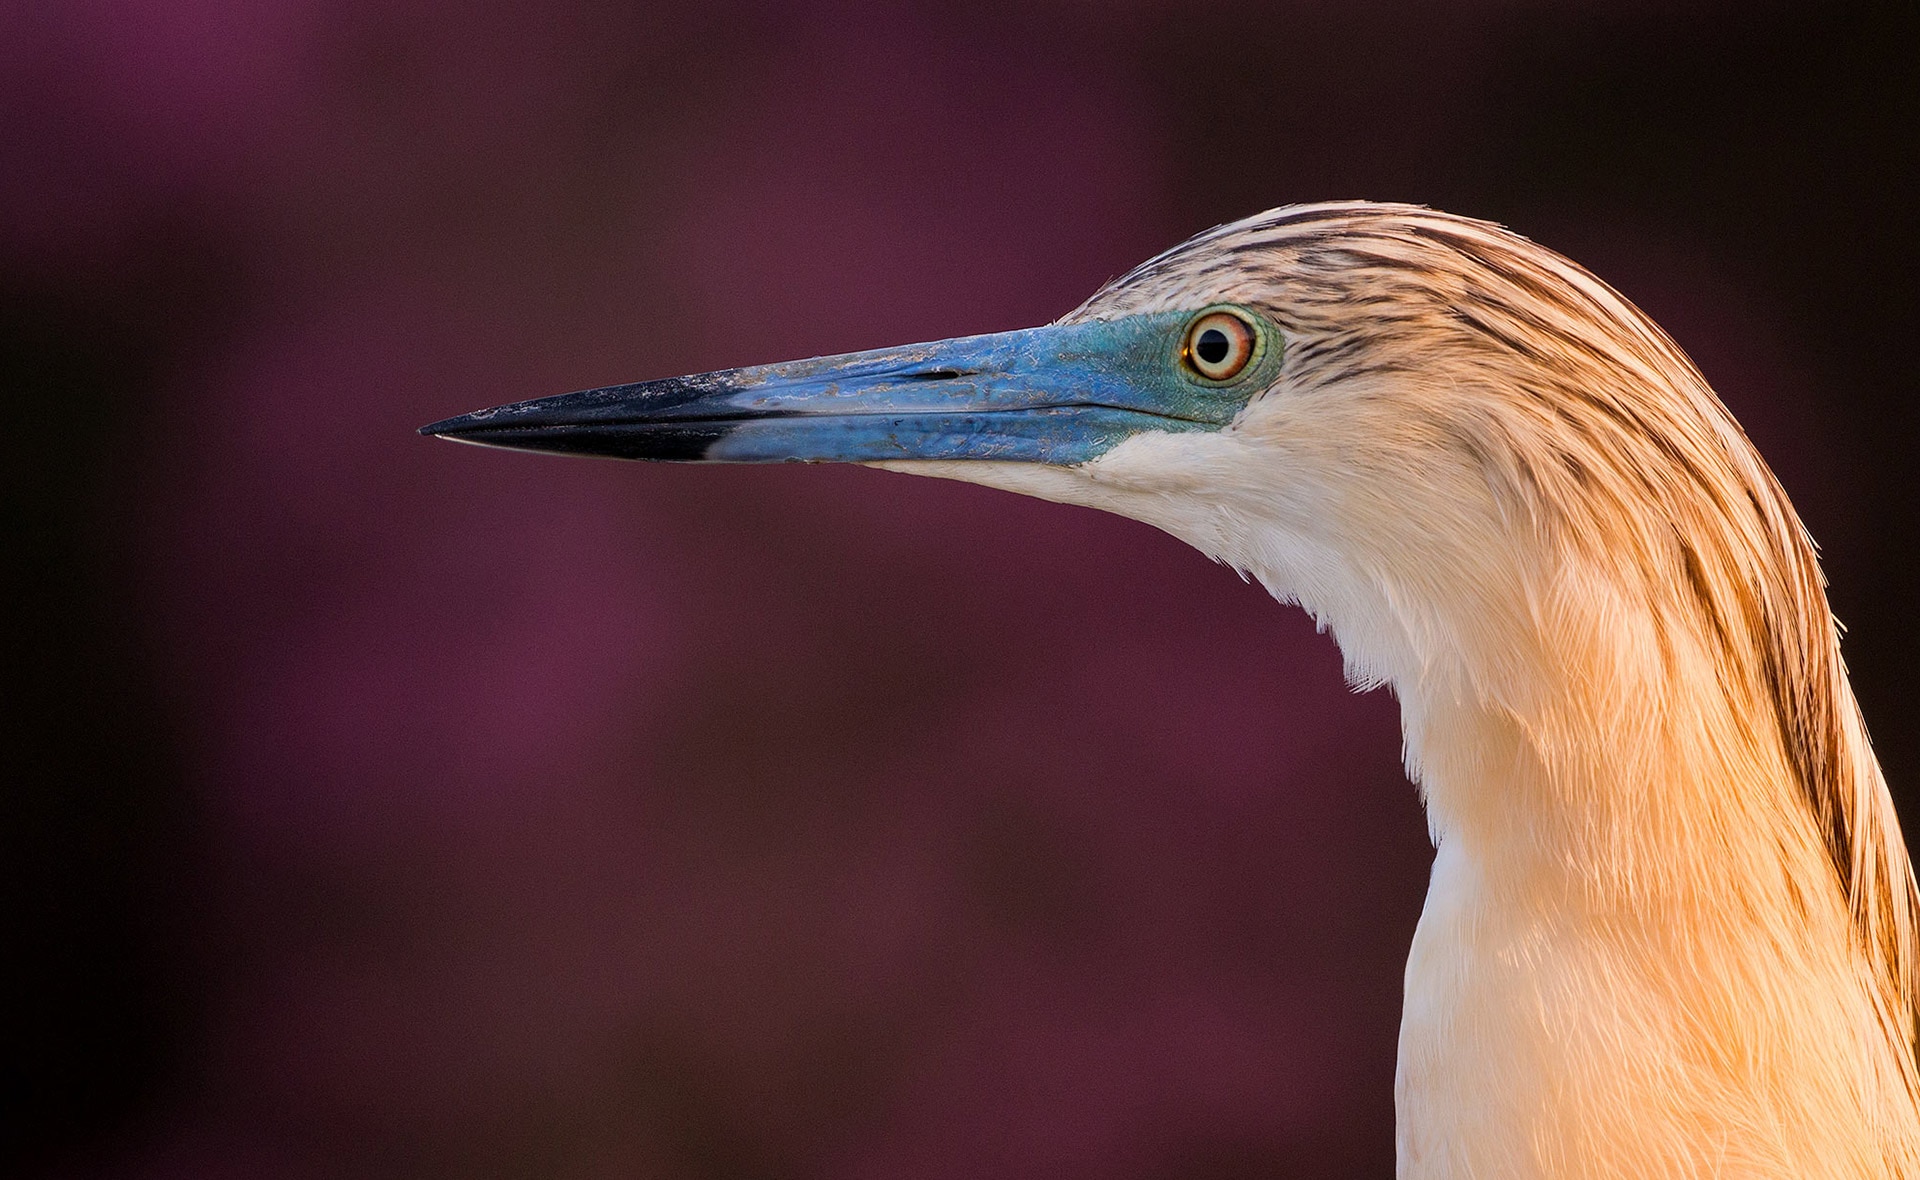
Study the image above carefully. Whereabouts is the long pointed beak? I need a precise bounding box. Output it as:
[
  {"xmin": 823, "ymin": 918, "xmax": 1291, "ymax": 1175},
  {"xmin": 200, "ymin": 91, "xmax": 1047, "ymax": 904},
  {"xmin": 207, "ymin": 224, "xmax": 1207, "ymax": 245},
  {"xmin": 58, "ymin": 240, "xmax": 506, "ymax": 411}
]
[{"xmin": 420, "ymin": 312, "xmax": 1270, "ymax": 466}]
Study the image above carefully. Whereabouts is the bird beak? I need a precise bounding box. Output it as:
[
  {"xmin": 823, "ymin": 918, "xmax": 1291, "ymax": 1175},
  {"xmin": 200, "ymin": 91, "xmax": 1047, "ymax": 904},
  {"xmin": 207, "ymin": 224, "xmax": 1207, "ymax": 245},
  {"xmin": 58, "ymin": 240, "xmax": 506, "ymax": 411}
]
[{"xmin": 419, "ymin": 311, "xmax": 1270, "ymax": 466}]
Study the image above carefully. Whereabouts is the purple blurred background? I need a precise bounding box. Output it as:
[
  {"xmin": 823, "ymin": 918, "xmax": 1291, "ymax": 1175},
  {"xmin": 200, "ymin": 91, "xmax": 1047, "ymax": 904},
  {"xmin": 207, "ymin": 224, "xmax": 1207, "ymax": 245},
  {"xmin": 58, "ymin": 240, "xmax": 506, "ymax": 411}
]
[{"xmin": 4, "ymin": 2, "xmax": 1915, "ymax": 1176}]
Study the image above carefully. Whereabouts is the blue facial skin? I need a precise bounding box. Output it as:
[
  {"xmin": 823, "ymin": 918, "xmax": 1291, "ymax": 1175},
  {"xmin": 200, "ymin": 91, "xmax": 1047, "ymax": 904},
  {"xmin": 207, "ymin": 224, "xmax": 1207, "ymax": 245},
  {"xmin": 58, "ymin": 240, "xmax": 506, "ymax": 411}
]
[{"xmin": 420, "ymin": 307, "xmax": 1282, "ymax": 466}]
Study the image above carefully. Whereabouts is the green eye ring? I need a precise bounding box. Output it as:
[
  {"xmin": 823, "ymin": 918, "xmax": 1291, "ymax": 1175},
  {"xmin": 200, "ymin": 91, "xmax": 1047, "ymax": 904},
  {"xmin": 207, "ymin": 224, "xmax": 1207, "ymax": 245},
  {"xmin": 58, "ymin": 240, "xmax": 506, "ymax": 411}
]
[{"xmin": 1180, "ymin": 306, "xmax": 1263, "ymax": 384}]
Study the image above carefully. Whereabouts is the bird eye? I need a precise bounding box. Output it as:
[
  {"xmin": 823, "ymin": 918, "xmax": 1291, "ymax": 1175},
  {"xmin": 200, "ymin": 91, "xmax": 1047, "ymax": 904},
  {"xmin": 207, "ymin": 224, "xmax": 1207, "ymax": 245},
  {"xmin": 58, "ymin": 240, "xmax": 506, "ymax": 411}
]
[{"xmin": 1182, "ymin": 310, "xmax": 1256, "ymax": 382}]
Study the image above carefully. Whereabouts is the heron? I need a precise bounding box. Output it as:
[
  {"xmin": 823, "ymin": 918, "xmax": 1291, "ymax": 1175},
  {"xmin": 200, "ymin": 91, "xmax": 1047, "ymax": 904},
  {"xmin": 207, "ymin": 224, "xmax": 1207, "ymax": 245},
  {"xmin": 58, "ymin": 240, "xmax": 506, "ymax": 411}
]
[{"xmin": 422, "ymin": 202, "xmax": 1918, "ymax": 1177}]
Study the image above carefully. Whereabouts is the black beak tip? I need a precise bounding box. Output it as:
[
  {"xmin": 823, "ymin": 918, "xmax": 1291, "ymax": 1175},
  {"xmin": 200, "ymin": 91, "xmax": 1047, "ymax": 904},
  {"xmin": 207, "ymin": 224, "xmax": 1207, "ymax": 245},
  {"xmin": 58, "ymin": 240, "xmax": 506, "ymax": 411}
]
[{"xmin": 419, "ymin": 411, "xmax": 488, "ymax": 440}]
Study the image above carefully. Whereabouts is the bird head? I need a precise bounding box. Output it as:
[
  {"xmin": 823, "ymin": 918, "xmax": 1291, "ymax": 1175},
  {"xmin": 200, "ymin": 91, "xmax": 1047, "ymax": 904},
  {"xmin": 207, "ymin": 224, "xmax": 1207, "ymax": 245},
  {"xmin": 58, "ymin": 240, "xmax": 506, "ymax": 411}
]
[{"xmin": 422, "ymin": 201, "xmax": 1798, "ymax": 708}]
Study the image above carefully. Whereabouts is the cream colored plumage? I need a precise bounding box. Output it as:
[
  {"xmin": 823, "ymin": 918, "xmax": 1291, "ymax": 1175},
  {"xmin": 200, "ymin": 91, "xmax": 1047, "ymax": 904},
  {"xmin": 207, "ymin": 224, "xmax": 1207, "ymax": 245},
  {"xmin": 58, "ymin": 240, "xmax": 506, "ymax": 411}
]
[
  {"xmin": 428, "ymin": 201, "xmax": 1918, "ymax": 1176},
  {"xmin": 895, "ymin": 203, "xmax": 1920, "ymax": 1177}
]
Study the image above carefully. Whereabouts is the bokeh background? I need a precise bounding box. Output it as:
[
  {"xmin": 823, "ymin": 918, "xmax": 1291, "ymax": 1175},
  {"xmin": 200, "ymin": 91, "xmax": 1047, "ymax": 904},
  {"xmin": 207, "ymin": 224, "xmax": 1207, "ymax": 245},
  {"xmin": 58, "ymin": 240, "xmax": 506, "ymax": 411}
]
[{"xmin": 4, "ymin": 2, "xmax": 1916, "ymax": 1176}]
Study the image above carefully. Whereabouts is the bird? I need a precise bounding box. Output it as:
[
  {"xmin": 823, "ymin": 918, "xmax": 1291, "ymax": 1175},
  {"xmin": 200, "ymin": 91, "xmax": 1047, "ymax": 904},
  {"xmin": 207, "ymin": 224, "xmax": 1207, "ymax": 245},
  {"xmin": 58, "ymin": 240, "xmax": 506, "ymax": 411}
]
[{"xmin": 422, "ymin": 202, "xmax": 1919, "ymax": 1178}]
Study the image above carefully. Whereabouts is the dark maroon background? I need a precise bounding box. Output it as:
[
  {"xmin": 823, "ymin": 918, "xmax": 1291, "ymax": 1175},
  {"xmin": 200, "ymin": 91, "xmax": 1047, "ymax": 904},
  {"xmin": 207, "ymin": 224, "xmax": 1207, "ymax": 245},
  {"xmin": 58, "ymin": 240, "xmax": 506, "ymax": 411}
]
[{"xmin": 5, "ymin": 3, "xmax": 1916, "ymax": 1177}]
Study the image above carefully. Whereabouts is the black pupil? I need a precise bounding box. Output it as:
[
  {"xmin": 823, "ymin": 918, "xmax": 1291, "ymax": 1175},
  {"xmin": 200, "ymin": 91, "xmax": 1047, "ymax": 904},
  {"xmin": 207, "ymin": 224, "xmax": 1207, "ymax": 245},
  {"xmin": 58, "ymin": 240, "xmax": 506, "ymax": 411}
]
[{"xmin": 1195, "ymin": 327, "xmax": 1231, "ymax": 365}]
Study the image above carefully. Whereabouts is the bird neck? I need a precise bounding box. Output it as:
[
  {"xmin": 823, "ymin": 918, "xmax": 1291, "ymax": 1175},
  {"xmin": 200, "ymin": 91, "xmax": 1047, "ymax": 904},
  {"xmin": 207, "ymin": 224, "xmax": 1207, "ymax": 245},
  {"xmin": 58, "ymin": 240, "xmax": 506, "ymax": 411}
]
[
  {"xmin": 1378, "ymin": 546, "xmax": 1843, "ymax": 931},
  {"xmin": 1401, "ymin": 592, "xmax": 1797, "ymax": 896},
  {"xmin": 1375, "ymin": 539, "xmax": 1896, "ymax": 936},
  {"xmin": 1321, "ymin": 545, "xmax": 1920, "ymax": 1176}
]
